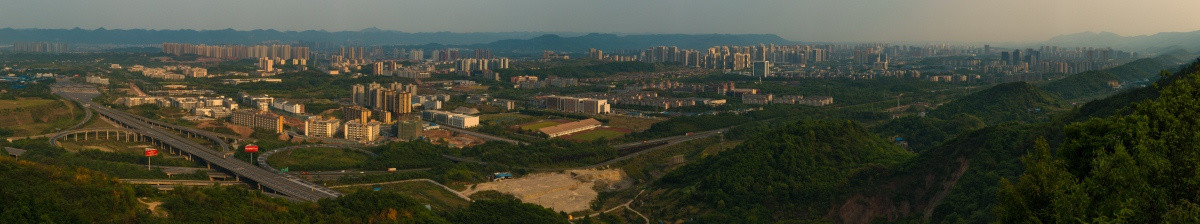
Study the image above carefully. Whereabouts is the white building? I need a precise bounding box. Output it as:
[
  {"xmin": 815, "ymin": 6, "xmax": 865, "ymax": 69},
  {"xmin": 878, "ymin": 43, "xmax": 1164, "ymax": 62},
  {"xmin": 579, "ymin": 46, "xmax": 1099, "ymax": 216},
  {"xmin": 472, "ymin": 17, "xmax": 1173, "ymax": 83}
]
[
  {"xmin": 270, "ymin": 100, "xmax": 305, "ymax": 114},
  {"xmin": 420, "ymin": 110, "xmax": 479, "ymax": 128}
]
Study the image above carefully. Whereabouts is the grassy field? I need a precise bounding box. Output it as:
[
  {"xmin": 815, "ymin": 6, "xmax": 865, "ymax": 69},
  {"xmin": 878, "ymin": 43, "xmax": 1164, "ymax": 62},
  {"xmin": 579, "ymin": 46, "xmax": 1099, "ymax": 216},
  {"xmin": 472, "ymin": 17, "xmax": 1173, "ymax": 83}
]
[
  {"xmin": 480, "ymin": 113, "xmax": 539, "ymax": 126},
  {"xmin": 80, "ymin": 114, "xmax": 116, "ymax": 129},
  {"xmin": 58, "ymin": 139, "xmax": 203, "ymax": 168},
  {"xmin": 0, "ymin": 98, "xmax": 56, "ymax": 110},
  {"xmin": 598, "ymin": 115, "xmax": 664, "ymax": 132},
  {"xmin": 0, "ymin": 98, "xmax": 84, "ymax": 136},
  {"xmin": 519, "ymin": 120, "xmax": 564, "ymax": 131},
  {"xmin": 341, "ymin": 181, "xmax": 470, "ymax": 211},
  {"xmin": 565, "ymin": 128, "xmax": 628, "ymax": 141},
  {"xmin": 266, "ymin": 147, "xmax": 369, "ymax": 171}
]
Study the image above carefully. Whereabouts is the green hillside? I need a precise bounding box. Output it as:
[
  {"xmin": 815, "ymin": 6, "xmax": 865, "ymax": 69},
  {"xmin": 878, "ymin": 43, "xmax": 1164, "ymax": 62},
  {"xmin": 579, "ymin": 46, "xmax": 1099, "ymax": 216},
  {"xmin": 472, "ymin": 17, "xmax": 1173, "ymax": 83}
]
[
  {"xmin": 829, "ymin": 124, "xmax": 1039, "ymax": 223},
  {"xmin": 929, "ymin": 82, "xmax": 1065, "ymax": 124},
  {"xmin": 0, "ymin": 156, "xmax": 149, "ymax": 223},
  {"xmin": 0, "ymin": 97, "xmax": 84, "ymax": 136},
  {"xmin": 645, "ymin": 120, "xmax": 912, "ymax": 222},
  {"xmin": 996, "ymin": 57, "xmax": 1200, "ymax": 222},
  {"xmin": 871, "ymin": 114, "xmax": 986, "ymax": 153},
  {"xmin": 1065, "ymin": 58, "xmax": 1200, "ymax": 122},
  {"xmin": 627, "ymin": 58, "xmax": 1200, "ymax": 224},
  {"xmin": 1041, "ymin": 55, "xmax": 1182, "ymax": 101}
]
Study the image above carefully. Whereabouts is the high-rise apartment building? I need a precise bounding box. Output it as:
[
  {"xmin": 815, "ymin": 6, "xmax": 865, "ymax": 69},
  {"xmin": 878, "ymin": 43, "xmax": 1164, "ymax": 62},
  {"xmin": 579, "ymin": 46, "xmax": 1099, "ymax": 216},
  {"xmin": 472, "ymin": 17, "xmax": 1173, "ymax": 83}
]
[
  {"xmin": 258, "ymin": 57, "xmax": 274, "ymax": 72},
  {"xmin": 351, "ymin": 82, "xmax": 416, "ymax": 117},
  {"xmin": 162, "ymin": 43, "xmax": 309, "ymax": 60},
  {"xmin": 752, "ymin": 61, "xmax": 772, "ymax": 77}
]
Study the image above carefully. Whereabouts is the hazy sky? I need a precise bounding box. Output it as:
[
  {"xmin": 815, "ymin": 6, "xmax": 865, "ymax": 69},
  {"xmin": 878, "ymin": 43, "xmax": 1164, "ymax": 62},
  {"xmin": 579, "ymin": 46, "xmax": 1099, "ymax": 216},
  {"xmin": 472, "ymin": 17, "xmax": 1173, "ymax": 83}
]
[{"xmin": 2, "ymin": 0, "xmax": 1198, "ymax": 42}]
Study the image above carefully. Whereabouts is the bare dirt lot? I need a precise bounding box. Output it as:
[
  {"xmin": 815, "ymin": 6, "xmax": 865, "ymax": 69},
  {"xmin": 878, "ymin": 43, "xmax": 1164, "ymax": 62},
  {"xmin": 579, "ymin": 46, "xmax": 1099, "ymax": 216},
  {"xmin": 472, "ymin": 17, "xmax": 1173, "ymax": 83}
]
[{"xmin": 461, "ymin": 169, "xmax": 632, "ymax": 213}]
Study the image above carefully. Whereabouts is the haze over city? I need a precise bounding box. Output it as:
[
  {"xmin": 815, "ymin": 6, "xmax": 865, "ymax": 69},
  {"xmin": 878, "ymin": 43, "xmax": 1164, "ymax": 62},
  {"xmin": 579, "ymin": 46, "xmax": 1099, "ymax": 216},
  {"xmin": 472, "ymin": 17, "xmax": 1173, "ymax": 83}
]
[
  {"xmin": 2, "ymin": 0, "xmax": 1200, "ymax": 42},
  {"xmin": 5, "ymin": 1, "xmax": 1200, "ymax": 223}
]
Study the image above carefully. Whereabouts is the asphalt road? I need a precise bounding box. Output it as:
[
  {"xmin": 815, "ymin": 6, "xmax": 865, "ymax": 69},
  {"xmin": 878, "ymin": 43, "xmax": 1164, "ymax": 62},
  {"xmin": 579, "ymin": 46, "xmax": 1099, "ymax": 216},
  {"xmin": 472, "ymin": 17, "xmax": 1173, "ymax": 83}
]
[{"xmin": 53, "ymin": 84, "xmax": 343, "ymax": 201}]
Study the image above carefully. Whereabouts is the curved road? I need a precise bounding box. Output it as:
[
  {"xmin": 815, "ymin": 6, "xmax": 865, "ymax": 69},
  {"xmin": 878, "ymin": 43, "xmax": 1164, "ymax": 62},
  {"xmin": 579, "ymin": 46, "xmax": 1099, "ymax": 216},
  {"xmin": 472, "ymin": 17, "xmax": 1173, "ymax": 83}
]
[
  {"xmin": 256, "ymin": 144, "xmax": 377, "ymax": 173},
  {"xmin": 83, "ymin": 101, "xmax": 341, "ymax": 201}
]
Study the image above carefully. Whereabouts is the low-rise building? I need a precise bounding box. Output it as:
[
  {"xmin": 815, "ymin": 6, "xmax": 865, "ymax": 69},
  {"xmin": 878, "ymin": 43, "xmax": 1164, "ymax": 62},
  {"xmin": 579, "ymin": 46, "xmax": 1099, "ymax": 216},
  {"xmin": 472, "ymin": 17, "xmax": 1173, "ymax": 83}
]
[
  {"xmin": 799, "ymin": 96, "xmax": 834, "ymax": 106},
  {"xmin": 85, "ymin": 76, "xmax": 109, "ymax": 85},
  {"xmin": 742, "ymin": 94, "xmax": 773, "ymax": 105},
  {"xmin": 231, "ymin": 110, "xmax": 284, "ymax": 133},
  {"xmin": 420, "ymin": 110, "xmax": 479, "ymax": 128},
  {"xmin": 184, "ymin": 68, "xmax": 208, "ymax": 78},
  {"xmin": 539, "ymin": 118, "xmax": 602, "ymax": 138},
  {"xmin": 194, "ymin": 107, "xmax": 232, "ymax": 118},
  {"xmin": 270, "ymin": 100, "xmax": 305, "ymax": 114},
  {"xmin": 343, "ymin": 120, "xmax": 381, "ymax": 142},
  {"xmin": 542, "ymin": 95, "xmax": 610, "ymax": 114},
  {"xmin": 305, "ymin": 116, "xmax": 342, "ymax": 138},
  {"xmin": 490, "ymin": 99, "xmax": 516, "ymax": 110}
]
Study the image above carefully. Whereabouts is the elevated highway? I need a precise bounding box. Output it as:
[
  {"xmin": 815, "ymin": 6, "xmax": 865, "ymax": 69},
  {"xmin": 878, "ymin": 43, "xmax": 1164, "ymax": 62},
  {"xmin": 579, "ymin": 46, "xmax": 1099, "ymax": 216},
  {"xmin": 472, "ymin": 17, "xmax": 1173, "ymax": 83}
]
[{"xmin": 87, "ymin": 104, "xmax": 341, "ymax": 201}]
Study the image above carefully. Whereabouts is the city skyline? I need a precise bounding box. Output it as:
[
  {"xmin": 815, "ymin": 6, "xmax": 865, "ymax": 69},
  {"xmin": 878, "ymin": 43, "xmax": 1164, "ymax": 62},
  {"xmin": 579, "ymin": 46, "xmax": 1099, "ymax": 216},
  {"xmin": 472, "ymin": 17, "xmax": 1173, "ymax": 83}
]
[{"xmin": 1, "ymin": 0, "xmax": 1198, "ymax": 43}]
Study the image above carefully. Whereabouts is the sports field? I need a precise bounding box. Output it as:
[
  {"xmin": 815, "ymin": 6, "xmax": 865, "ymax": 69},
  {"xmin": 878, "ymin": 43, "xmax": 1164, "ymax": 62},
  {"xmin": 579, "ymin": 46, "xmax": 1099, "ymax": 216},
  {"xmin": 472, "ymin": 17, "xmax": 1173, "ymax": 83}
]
[{"xmin": 519, "ymin": 120, "xmax": 564, "ymax": 131}]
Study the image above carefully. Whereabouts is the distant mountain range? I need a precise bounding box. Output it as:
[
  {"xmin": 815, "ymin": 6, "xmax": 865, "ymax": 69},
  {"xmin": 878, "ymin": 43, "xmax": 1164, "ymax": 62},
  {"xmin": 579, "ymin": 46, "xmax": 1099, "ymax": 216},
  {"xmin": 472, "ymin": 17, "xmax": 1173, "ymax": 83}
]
[
  {"xmin": 465, "ymin": 33, "xmax": 796, "ymax": 52},
  {"xmin": 0, "ymin": 28, "xmax": 574, "ymax": 46},
  {"xmin": 1042, "ymin": 30, "xmax": 1200, "ymax": 53},
  {"xmin": 0, "ymin": 28, "xmax": 795, "ymax": 52},
  {"xmin": 3, "ymin": 27, "xmax": 1197, "ymax": 54}
]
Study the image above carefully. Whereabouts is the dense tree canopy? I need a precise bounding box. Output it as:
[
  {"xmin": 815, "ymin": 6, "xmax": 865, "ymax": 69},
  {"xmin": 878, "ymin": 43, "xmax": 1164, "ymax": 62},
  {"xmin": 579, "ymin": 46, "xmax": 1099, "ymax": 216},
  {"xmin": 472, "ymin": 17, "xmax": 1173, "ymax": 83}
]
[
  {"xmin": 996, "ymin": 59, "xmax": 1200, "ymax": 223},
  {"xmin": 651, "ymin": 120, "xmax": 912, "ymax": 222}
]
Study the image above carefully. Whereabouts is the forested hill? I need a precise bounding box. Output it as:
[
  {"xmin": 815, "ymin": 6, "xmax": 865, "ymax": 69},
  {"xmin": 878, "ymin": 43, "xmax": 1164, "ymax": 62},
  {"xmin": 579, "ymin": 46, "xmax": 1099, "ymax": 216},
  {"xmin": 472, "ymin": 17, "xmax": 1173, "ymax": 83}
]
[
  {"xmin": 995, "ymin": 57, "xmax": 1200, "ymax": 222},
  {"xmin": 833, "ymin": 124, "xmax": 1038, "ymax": 223},
  {"xmin": 645, "ymin": 120, "xmax": 912, "ymax": 222},
  {"xmin": 1040, "ymin": 54, "xmax": 1184, "ymax": 101},
  {"xmin": 0, "ymin": 156, "xmax": 147, "ymax": 222},
  {"xmin": 1066, "ymin": 57, "xmax": 1200, "ymax": 122},
  {"xmin": 929, "ymin": 82, "xmax": 1065, "ymax": 124}
]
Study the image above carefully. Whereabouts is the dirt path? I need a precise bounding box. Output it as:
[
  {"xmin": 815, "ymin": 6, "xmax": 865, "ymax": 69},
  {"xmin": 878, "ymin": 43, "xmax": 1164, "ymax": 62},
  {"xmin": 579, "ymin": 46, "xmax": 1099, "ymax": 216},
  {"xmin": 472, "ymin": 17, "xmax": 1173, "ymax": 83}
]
[
  {"xmin": 138, "ymin": 198, "xmax": 167, "ymax": 217},
  {"xmin": 584, "ymin": 189, "xmax": 649, "ymax": 224}
]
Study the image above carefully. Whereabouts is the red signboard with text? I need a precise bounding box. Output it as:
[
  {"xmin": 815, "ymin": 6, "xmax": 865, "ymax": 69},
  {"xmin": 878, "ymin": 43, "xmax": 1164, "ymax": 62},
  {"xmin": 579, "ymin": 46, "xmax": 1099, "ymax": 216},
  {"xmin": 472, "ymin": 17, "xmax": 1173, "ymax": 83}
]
[
  {"xmin": 144, "ymin": 148, "xmax": 159, "ymax": 157},
  {"xmin": 244, "ymin": 145, "xmax": 259, "ymax": 153}
]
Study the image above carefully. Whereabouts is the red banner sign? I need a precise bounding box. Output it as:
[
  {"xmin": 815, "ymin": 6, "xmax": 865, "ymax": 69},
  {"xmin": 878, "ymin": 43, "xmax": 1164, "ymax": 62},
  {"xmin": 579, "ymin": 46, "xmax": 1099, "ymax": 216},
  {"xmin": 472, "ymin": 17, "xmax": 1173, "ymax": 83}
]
[
  {"xmin": 244, "ymin": 145, "xmax": 259, "ymax": 153},
  {"xmin": 144, "ymin": 148, "xmax": 159, "ymax": 157}
]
